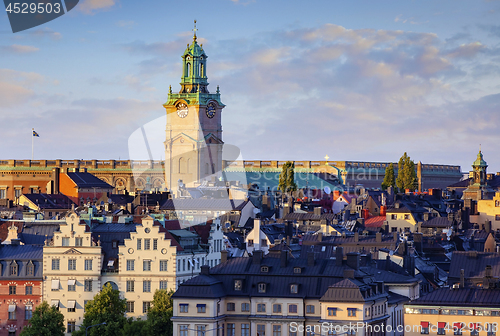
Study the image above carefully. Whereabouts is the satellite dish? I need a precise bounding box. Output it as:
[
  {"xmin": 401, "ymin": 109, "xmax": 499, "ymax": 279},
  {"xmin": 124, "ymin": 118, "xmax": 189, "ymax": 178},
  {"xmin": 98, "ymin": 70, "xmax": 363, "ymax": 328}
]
[{"xmin": 324, "ymin": 186, "xmax": 331, "ymax": 194}]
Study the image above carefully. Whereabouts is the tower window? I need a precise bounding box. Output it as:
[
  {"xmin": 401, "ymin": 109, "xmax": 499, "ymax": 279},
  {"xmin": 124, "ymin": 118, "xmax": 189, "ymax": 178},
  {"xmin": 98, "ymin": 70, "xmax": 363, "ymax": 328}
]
[
  {"xmin": 200, "ymin": 63, "xmax": 204, "ymax": 77},
  {"xmin": 186, "ymin": 63, "xmax": 191, "ymax": 76}
]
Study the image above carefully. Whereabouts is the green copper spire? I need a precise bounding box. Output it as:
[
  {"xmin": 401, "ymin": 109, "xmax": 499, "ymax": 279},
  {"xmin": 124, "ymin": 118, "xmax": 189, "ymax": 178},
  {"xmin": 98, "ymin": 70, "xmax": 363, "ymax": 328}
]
[{"xmin": 473, "ymin": 150, "xmax": 488, "ymax": 168}]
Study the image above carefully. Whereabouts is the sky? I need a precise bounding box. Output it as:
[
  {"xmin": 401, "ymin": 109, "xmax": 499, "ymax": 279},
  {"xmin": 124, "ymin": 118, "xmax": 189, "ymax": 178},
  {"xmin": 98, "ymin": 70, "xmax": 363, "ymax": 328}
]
[{"xmin": 0, "ymin": 0, "xmax": 500, "ymax": 173}]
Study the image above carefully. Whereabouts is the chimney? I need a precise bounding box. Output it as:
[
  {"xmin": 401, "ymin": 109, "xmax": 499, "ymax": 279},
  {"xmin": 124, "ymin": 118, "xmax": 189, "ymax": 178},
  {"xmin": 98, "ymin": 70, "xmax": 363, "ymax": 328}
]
[
  {"xmin": 423, "ymin": 212, "xmax": 430, "ymax": 222},
  {"xmin": 221, "ymin": 250, "xmax": 228, "ymax": 263},
  {"xmin": 486, "ymin": 265, "xmax": 492, "ymax": 278},
  {"xmin": 380, "ymin": 206, "xmax": 387, "ymax": 217},
  {"xmin": 200, "ymin": 265, "xmax": 210, "ymax": 275},
  {"xmin": 393, "ymin": 232, "xmax": 398, "ymax": 242},
  {"xmin": 52, "ymin": 167, "xmax": 60, "ymax": 194},
  {"xmin": 314, "ymin": 207, "xmax": 322, "ymax": 216},
  {"xmin": 346, "ymin": 252, "xmax": 360, "ymax": 270},
  {"xmin": 252, "ymin": 250, "xmax": 263, "ymax": 264},
  {"xmin": 460, "ymin": 269, "xmax": 465, "ymax": 288},
  {"xmin": 376, "ymin": 281, "xmax": 385, "ymax": 294},
  {"xmin": 307, "ymin": 251, "xmax": 315, "ymax": 266},
  {"xmin": 317, "ymin": 232, "xmax": 323, "ymax": 242},
  {"xmin": 336, "ymin": 246, "xmax": 344, "ymax": 266},
  {"xmin": 376, "ymin": 232, "xmax": 382, "ymax": 243},
  {"xmin": 280, "ymin": 250, "xmax": 288, "ymax": 268},
  {"xmin": 485, "ymin": 220, "xmax": 492, "ymax": 234},
  {"xmin": 343, "ymin": 269, "xmax": 355, "ymax": 279},
  {"xmin": 385, "ymin": 255, "xmax": 391, "ymax": 271},
  {"xmin": 354, "ymin": 231, "xmax": 359, "ymax": 242}
]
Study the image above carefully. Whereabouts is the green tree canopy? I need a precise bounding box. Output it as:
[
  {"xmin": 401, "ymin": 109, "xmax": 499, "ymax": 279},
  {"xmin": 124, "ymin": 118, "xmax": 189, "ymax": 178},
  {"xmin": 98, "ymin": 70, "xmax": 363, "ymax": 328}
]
[
  {"xmin": 73, "ymin": 283, "xmax": 127, "ymax": 336},
  {"xmin": 20, "ymin": 301, "xmax": 65, "ymax": 336},
  {"xmin": 381, "ymin": 163, "xmax": 396, "ymax": 191},
  {"xmin": 145, "ymin": 289, "xmax": 174, "ymax": 336},
  {"xmin": 278, "ymin": 161, "xmax": 297, "ymax": 194},
  {"xmin": 395, "ymin": 152, "xmax": 418, "ymax": 192}
]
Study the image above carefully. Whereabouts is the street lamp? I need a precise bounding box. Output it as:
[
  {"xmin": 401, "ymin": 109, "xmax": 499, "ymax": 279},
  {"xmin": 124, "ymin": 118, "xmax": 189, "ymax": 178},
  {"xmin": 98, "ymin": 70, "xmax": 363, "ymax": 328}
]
[{"xmin": 86, "ymin": 322, "xmax": 106, "ymax": 336}]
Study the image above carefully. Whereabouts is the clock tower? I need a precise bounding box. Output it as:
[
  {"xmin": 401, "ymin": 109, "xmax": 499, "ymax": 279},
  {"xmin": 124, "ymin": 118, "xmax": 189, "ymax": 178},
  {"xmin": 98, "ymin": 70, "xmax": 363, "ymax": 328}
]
[{"xmin": 163, "ymin": 22, "xmax": 225, "ymax": 193}]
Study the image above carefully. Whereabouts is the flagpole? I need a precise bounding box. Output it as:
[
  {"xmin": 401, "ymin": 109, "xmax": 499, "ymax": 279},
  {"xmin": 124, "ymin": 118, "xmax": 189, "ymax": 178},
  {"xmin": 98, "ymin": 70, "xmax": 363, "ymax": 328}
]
[{"xmin": 31, "ymin": 128, "xmax": 34, "ymax": 160}]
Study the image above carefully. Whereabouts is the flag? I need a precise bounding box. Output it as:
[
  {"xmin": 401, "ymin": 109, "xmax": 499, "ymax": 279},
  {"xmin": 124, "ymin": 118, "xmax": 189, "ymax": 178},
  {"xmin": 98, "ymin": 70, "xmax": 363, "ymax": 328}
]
[{"xmin": 33, "ymin": 130, "xmax": 39, "ymax": 137}]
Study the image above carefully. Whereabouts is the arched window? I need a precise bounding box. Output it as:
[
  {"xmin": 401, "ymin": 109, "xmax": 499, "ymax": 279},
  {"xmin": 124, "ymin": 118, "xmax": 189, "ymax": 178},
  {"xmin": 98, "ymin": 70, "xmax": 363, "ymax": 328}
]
[
  {"xmin": 200, "ymin": 63, "xmax": 204, "ymax": 77},
  {"xmin": 179, "ymin": 157, "xmax": 186, "ymax": 174},
  {"xmin": 186, "ymin": 63, "xmax": 191, "ymax": 77},
  {"xmin": 10, "ymin": 261, "xmax": 18, "ymax": 276}
]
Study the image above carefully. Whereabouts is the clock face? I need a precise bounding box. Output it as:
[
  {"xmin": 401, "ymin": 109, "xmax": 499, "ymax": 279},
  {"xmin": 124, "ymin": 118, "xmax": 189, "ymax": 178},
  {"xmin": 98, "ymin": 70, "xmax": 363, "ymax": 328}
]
[
  {"xmin": 176, "ymin": 103, "xmax": 188, "ymax": 118},
  {"xmin": 206, "ymin": 103, "xmax": 216, "ymax": 119}
]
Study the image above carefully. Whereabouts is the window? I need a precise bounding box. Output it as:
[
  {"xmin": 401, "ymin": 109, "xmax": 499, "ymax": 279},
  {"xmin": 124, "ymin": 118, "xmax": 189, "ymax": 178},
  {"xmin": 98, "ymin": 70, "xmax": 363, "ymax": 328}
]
[
  {"xmin": 0, "ymin": 189, "xmax": 5, "ymax": 199},
  {"xmin": 68, "ymin": 280, "xmax": 76, "ymax": 292},
  {"xmin": 9, "ymin": 285, "xmax": 16, "ymax": 295},
  {"xmin": 84, "ymin": 259, "xmax": 92, "ymax": 271},
  {"xmin": 127, "ymin": 260, "xmax": 134, "ymax": 271},
  {"xmin": 197, "ymin": 325, "xmax": 207, "ymax": 336},
  {"xmin": 227, "ymin": 302, "xmax": 235, "ymax": 311},
  {"xmin": 438, "ymin": 322, "xmax": 446, "ymax": 335},
  {"xmin": 67, "ymin": 301, "xmax": 76, "ymax": 312},
  {"xmin": 160, "ymin": 280, "xmax": 168, "ymax": 290},
  {"xmin": 290, "ymin": 284, "xmax": 298, "ymax": 293},
  {"xmin": 273, "ymin": 325, "xmax": 281, "ymax": 336},
  {"xmin": 126, "ymin": 280, "xmax": 134, "ymax": 292},
  {"xmin": 257, "ymin": 324, "xmax": 266, "ymax": 336},
  {"xmin": 348, "ymin": 308, "xmax": 357, "ymax": 317},
  {"xmin": 227, "ymin": 323, "xmax": 235, "ymax": 336},
  {"xmin": 26, "ymin": 262, "xmax": 34, "ymax": 276},
  {"xmin": 75, "ymin": 237, "xmax": 83, "ymax": 246},
  {"xmin": 8, "ymin": 305, "xmax": 16, "ymax": 320},
  {"xmin": 25, "ymin": 285, "xmax": 33, "ymax": 295},
  {"xmin": 25, "ymin": 305, "xmax": 32, "ymax": 319},
  {"xmin": 126, "ymin": 301, "xmax": 134, "ymax": 313},
  {"xmin": 144, "ymin": 239, "xmax": 151, "ymax": 250},
  {"xmin": 112, "ymin": 240, "xmax": 118, "ymax": 249},
  {"xmin": 306, "ymin": 305, "xmax": 315, "ymax": 314},
  {"xmin": 234, "ymin": 279, "xmax": 242, "ymax": 291},
  {"xmin": 404, "ymin": 214, "xmax": 410, "ymax": 220},
  {"xmin": 486, "ymin": 323, "xmax": 496, "ymax": 336},
  {"xmin": 68, "ymin": 259, "xmax": 76, "ymax": 271},
  {"xmin": 62, "ymin": 237, "xmax": 70, "ymax": 246},
  {"xmin": 470, "ymin": 323, "xmax": 479, "ymax": 336},
  {"xmin": 496, "ymin": 215, "xmax": 500, "ymax": 221},
  {"xmin": 289, "ymin": 304, "xmax": 298, "ymax": 313},
  {"xmin": 143, "ymin": 301, "xmax": 151, "ymax": 313},
  {"xmin": 258, "ymin": 283, "xmax": 266, "ymax": 293},
  {"xmin": 248, "ymin": 239, "xmax": 254, "ymax": 247},
  {"xmin": 67, "ymin": 321, "xmax": 76, "ymax": 333},
  {"xmin": 241, "ymin": 302, "xmax": 250, "ymax": 312},
  {"xmin": 294, "ymin": 267, "xmax": 302, "ymax": 274},
  {"xmin": 328, "ymin": 307, "xmax": 337, "ymax": 316},
  {"xmin": 14, "ymin": 188, "xmax": 22, "ymax": 198},
  {"xmin": 143, "ymin": 280, "xmax": 151, "ymax": 292},
  {"xmin": 261, "ymin": 266, "xmax": 269, "ymax": 273},
  {"xmin": 84, "ymin": 280, "xmax": 92, "ymax": 292},
  {"xmin": 261, "ymin": 239, "xmax": 268, "ymax": 247},
  {"xmin": 242, "ymin": 323, "xmax": 250, "ymax": 336},
  {"xmin": 257, "ymin": 303, "xmax": 266, "ymax": 312},
  {"xmin": 143, "ymin": 260, "xmax": 152, "ymax": 271},
  {"xmin": 273, "ymin": 304, "xmax": 282, "ymax": 313},
  {"xmin": 180, "ymin": 325, "xmax": 188, "ymax": 336},
  {"xmin": 197, "ymin": 304, "xmax": 206, "ymax": 313},
  {"xmin": 160, "ymin": 260, "xmax": 168, "ymax": 271},
  {"xmin": 137, "ymin": 238, "xmax": 142, "ymax": 250},
  {"xmin": 179, "ymin": 304, "xmax": 188, "ymax": 313},
  {"xmin": 153, "ymin": 239, "xmax": 158, "ymax": 250},
  {"xmin": 52, "ymin": 258, "xmax": 60, "ymax": 270},
  {"xmin": 391, "ymin": 214, "xmax": 397, "ymax": 220},
  {"xmin": 421, "ymin": 322, "xmax": 430, "ymax": 334}
]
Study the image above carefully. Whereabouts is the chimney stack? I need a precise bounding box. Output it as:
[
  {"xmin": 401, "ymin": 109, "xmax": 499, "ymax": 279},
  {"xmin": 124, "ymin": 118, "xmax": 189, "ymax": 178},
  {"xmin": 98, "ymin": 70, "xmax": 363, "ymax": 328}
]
[
  {"xmin": 343, "ymin": 269, "xmax": 355, "ymax": 279},
  {"xmin": 376, "ymin": 232, "xmax": 382, "ymax": 243},
  {"xmin": 307, "ymin": 251, "xmax": 315, "ymax": 266},
  {"xmin": 280, "ymin": 250, "xmax": 288, "ymax": 268},
  {"xmin": 200, "ymin": 265, "xmax": 210, "ymax": 275},
  {"xmin": 460, "ymin": 269, "xmax": 465, "ymax": 288},
  {"xmin": 52, "ymin": 167, "xmax": 60, "ymax": 194},
  {"xmin": 221, "ymin": 250, "xmax": 228, "ymax": 263},
  {"xmin": 354, "ymin": 231, "xmax": 359, "ymax": 242},
  {"xmin": 253, "ymin": 250, "xmax": 263, "ymax": 265},
  {"xmin": 336, "ymin": 246, "xmax": 344, "ymax": 266},
  {"xmin": 346, "ymin": 252, "xmax": 360, "ymax": 270}
]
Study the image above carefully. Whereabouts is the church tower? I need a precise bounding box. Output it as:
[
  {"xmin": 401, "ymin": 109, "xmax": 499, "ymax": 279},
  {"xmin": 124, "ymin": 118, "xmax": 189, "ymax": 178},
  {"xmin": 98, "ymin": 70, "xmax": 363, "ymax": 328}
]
[{"xmin": 163, "ymin": 22, "xmax": 225, "ymax": 193}]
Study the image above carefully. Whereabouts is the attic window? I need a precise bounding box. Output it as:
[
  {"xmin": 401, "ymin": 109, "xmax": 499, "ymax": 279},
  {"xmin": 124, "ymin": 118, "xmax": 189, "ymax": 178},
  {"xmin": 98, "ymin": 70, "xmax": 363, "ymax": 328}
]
[
  {"xmin": 293, "ymin": 267, "xmax": 302, "ymax": 274},
  {"xmin": 290, "ymin": 284, "xmax": 298, "ymax": 294},
  {"xmin": 112, "ymin": 240, "xmax": 118, "ymax": 249},
  {"xmin": 260, "ymin": 266, "xmax": 269, "ymax": 273},
  {"xmin": 234, "ymin": 280, "xmax": 242, "ymax": 291},
  {"xmin": 9, "ymin": 261, "xmax": 18, "ymax": 276},
  {"xmin": 258, "ymin": 283, "xmax": 266, "ymax": 293}
]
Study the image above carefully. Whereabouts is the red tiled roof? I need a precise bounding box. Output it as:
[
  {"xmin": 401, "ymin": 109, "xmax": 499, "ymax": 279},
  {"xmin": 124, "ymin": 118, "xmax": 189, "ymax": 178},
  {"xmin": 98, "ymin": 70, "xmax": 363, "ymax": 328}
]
[
  {"xmin": 365, "ymin": 216, "xmax": 386, "ymax": 228},
  {"xmin": 0, "ymin": 221, "xmax": 23, "ymax": 241}
]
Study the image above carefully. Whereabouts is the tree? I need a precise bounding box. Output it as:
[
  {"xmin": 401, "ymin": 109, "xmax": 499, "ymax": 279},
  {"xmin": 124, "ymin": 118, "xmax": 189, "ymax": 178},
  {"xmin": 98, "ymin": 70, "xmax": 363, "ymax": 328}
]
[
  {"xmin": 73, "ymin": 283, "xmax": 127, "ymax": 336},
  {"xmin": 278, "ymin": 161, "xmax": 297, "ymax": 194},
  {"xmin": 381, "ymin": 163, "xmax": 395, "ymax": 191},
  {"xmin": 145, "ymin": 289, "xmax": 174, "ymax": 336},
  {"xmin": 20, "ymin": 301, "xmax": 65, "ymax": 336},
  {"xmin": 395, "ymin": 152, "xmax": 418, "ymax": 192}
]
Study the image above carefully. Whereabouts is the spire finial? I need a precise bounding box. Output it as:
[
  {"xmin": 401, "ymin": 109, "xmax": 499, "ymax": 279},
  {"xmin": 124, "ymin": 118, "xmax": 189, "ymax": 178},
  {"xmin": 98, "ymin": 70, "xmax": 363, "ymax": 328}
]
[
  {"xmin": 193, "ymin": 20, "xmax": 198, "ymax": 41},
  {"xmin": 169, "ymin": 85, "xmax": 172, "ymax": 94},
  {"xmin": 480, "ymin": 144, "xmax": 482, "ymax": 153}
]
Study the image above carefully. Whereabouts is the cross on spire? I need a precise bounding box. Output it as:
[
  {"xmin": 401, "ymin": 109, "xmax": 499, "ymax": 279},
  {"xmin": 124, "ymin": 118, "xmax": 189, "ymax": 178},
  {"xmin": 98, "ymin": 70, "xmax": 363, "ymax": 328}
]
[
  {"xmin": 193, "ymin": 20, "xmax": 198, "ymax": 41},
  {"xmin": 325, "ymin": 155, "xmax": 329, "ymax": 165}
]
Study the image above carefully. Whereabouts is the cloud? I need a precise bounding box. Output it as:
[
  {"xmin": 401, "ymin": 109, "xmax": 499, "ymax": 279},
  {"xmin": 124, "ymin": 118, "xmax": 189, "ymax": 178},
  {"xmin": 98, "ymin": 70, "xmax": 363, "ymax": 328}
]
[
  {"xmin": 0, "ymin": 69, "xmax": 44, "ymax": 108},
  {"xmin": 78, "ymin": 0, "xmax": 116, "ymax": 14},
  {"xmin": 446, "ymin": 42, "xmax": 485, "ymax": 59},
  {"xmin": 0, "ymin": 44, "xmax": 39, "ymax": 53},
  {"xmin": 116, "ymin": 20, "xmax": 135, "ymax": 28}
]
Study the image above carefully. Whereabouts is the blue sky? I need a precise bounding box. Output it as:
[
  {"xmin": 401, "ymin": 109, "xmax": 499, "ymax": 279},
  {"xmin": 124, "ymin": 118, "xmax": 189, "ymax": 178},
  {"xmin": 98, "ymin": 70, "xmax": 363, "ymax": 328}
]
[{"xmin": 1, "ymin": 0, "xmax": 500, "ymax": 173}]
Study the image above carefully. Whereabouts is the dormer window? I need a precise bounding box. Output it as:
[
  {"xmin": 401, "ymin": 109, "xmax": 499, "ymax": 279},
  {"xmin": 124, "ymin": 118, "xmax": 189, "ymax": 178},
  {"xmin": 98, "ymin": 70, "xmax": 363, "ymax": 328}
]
[
  {"xmin": 234, "ymin": 280, "xmax": 242, "ymax": 291},
  {"xmin": 9, "ymin": 261, "xmax": 18, "ymax": 276},
  {"xmin": 261, "ymin": 266, "xmax": 269, "ymax": 273},
  {"xmin": 258, "ymin": 283, "xmax": 266, "ymax": 293},
  {"xmin": 26, "ymin": 261, "xmax": 34, "ymax": 276},
  {"xmin": 290, "ymin": 284, "xmax": 298, "ymax": 294},
  {"xmin": 294, "ymin": 267, "xmax": 302, "ymax": 274}
]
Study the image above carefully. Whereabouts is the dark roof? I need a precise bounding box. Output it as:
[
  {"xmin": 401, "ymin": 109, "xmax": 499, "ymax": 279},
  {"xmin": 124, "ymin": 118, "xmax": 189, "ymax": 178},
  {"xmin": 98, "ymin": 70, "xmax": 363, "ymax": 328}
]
[
  {"xmin": 0, "ymin": 245, "xmax": 43, "ymax": 279},
  {"xmin": 160, "ymin": 198, "xmax": 249, "ymax": 211},
  {"xmin": 422, "ymin": 217, "xmax": 453, "ymax": 228},
  {"xmin": 0, "ymin": 244, "xmax": 43, "ymax": 260},
  {"xmin": 22, "ymin": 193, "xmax": 75, "ymax": 209},
  {"xmin": 91, "ymin": 223, "xmax": 137, "ymax": 271},
  {"xmin": 66, "ymin": 171, "xmax": 113, "ymax": 189},
  {"xmin": 20, "ymin": 222, "xmax": 60, "ymax": 245},
  {"xmin": 320, "ymin": 278, "xmax": 388, "ymax": 302},
  {"xmin": 408, "ymin": 287, "xmax": 500, "ymax": 308},
  {"xmin": 449, "ymin": 251, "xmax": 500, "ymax": 279},
  {"xmin": 172, "ymin": 274, "xmax": 226, "ymax": 299},
  {"xmin": 107, "ymin": 194, "xmax": 134, "ymax": 205}
]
